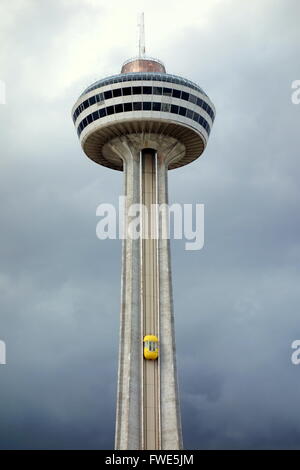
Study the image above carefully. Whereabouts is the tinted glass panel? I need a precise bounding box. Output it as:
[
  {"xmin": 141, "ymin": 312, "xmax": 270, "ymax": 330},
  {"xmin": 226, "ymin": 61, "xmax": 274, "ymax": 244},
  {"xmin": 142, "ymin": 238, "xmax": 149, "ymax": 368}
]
[
  {"xmin": 133, "ymin": 86, "xmax": 142, "ymax": 94},
  {"xmin": 122, "ymin": 87, "xmax": 131, "ymax": 96},
  {"xmin": 113, "ymin": 88, "xmax": 121, "ymax": 97},
  {"xmin": 161, "ymin": 103, "xmax": 171, "ymax": 112},
  {"xmin": 142, "ymin": 86, "xmax": 152, "ymax": 94},
  {"xmin": 152, "ymin": 102, "xmax": 161, "ymax": 111},
  {"xmin": 181, "ymin": 91, "xmax": 189, "ymax": 101},
  {"xmin": 186, "ymin": 109, "xmax": 193, "ymax": 119},
  {"xmin": 163, "ymin": 87, "xmax": 172, "ymax": 96},
  {"xmin": 115, "ymin": 104, "xmax": 123, "ymax": 113},
  {"xmin": 143, "ymin": 102, "xmax": 151, "ymax": 110},
  {"xmin": 179, "ymin": 107, "xmax": 186, "ymax": 116},
  {"xmin": 124, "ymin": 102, "xmax": 133, "ymax": 111},
  {"xmin": 172, "ymin": 89, "xmax": 181, "ymax": 98},
  {"xmin": 153, "ymin": 87, "xmax": 162, "ymax": 95},
  {"xmin": 96, "ymin": 93, "xmax": 104, "ymax": 103},
  {"xmin": 133, "ymin": 102, "xmax": 142, "ymax": 110},
  {"xmin": 171, "ymin": 104, "xmax": 179, "ymax": 114},
  {"xmin": 104, "ymin": 90, "xmax": 112, "ymax": 100}
]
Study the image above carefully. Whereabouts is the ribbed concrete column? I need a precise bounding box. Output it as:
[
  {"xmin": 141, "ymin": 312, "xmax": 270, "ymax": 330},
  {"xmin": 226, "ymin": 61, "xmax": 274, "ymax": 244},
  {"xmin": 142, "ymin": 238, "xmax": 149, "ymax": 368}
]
[
  {"xmin": 157, "ymin": 154, "xmax": 183, "ymax": 450},
  {"xmin": 114, "ymin": 140, "xmax": 141, "ymax": 450}
]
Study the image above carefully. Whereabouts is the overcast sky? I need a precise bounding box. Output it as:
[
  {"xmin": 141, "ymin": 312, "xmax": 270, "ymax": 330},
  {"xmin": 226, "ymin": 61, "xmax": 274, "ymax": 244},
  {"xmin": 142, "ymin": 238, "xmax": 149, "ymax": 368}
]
[{"xmin": 0, "ymin": 0, "xmax": 300, "ymax": 450}]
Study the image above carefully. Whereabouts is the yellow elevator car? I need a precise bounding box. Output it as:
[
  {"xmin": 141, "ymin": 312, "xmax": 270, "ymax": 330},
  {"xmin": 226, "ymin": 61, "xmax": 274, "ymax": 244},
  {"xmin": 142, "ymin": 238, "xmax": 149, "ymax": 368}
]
[{"xmin": 143, "ymin": 335, "xmax": 159, "ymax": 360}]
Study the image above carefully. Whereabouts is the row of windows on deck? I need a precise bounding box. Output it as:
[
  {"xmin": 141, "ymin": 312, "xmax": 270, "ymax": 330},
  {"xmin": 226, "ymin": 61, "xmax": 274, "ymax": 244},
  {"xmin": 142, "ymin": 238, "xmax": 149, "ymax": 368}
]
[
  {"xmin": 77, "ymin": 101, "xmax": 211, "ymax": 137},
  {"xmin": 73, "ymin": 85, "xmax": 215, "ymax": 124}
]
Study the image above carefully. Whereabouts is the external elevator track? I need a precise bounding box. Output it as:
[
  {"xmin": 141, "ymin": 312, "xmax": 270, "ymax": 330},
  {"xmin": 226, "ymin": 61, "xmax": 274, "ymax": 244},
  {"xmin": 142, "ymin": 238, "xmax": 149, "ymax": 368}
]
[{"xmin": 140, "ymin": 149, "xmax": 161, "ymax": 450}]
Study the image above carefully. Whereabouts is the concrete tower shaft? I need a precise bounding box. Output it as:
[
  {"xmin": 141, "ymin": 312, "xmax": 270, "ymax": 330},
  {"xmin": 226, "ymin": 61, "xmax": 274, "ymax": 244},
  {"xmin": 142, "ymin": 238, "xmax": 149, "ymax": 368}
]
[{"xmin": 111, "ymin": 136, "xmax": 184, "ymax": 449}]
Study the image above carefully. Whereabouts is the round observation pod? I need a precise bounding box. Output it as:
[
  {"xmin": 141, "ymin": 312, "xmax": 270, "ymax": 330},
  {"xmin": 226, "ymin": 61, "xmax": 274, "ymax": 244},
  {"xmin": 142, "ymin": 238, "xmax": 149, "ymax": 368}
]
[
  {"xmin": 143, "ymin": 335, "xmax": 159, "ymax": 360},
  {"xmin": 72, "ymin": 58, "xmax": 215, "ymax": 171}
]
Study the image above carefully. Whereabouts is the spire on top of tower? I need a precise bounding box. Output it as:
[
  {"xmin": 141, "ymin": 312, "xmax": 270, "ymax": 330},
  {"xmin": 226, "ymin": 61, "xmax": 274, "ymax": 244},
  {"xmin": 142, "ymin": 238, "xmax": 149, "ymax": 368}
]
[
  {"xmin": 120, "ymin": 12, "xmax": 166, "ymax": 73},
  {"xmin": 138, "ymin": 12, "xmax": 146, "ymax": 57}
]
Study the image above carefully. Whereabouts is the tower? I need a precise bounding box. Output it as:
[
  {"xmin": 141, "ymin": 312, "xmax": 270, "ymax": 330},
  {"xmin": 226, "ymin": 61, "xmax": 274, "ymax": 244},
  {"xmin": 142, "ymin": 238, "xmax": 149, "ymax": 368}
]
[{"xmin": 72, "ymin": 15, "xmax": 215, "ymax": 450}]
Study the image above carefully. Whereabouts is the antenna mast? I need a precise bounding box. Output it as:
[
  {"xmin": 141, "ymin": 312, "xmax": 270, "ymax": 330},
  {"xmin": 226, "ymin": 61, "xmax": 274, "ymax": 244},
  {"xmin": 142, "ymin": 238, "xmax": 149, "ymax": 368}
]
[{"xmin": 138, "ymin": 12, "xmax": 146, "ymax": 57}]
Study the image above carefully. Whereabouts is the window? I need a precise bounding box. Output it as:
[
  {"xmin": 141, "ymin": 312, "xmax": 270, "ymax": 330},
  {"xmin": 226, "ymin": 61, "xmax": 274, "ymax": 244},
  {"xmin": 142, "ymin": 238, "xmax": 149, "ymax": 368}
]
[
  {"xmin": 96, "ymin": 93, "xmax": 104, "ymax": 103},
  {"xmin": 153, "ymin": 87, "xmax": 162, "ymax": 95},
  {"xmin": 113, "ymin": 88, "xmax": 121, "ymax": 97},
  {"xmin": 152, "ymin": 102, "xmax": 161, "ymax": 111},
  {"xmin": 104, "ymin": 90, "xmax": 112, "ymax": 100},
  {"xmin": 189, "ymin": 94, "xmax": 197, "ymax": 104},
  {"xmin": 99, "ymin": 107, "xmax": 107, "ymax": 118},
  {"xmin": 171, "ymin": 104, "xmax": 179, "ymax": 114},
  {"xmin": 133, "ymin": 86, "xmax": 142, "ymax": 95},
  {"xmin": 133, "ymin": 102, "xmax": 142, "ymax": 110},
  {"xmin": 148, "ymin": 341, "xmax": 157, "ymax": 352},
  {"xmin": 172, "ymin": 89, "xmax": 181, "ymax": 99},
  {"xmin": 142, "ymin": 86, "xmax": 152, "ymax": 94},
  {"xmin": 181, "ymin": 91, "xmax": 189, "ymax": 101},
  {"xmin": 161, "ymin": 103, "xmax": 171, "ymax": 112},
  {"xmin": 198, "ymin": 115, "xmax": 204, "ymax": 126},
  {"xmin": 106, "ymin": 105, "xmax": 114, "ymax": 115},
  {"xmin": 163, "ymin": 87, "xmax": 172, "ymax": 96},
  {"xmin": 186, "ymin": 109, "xmax": 193, "ymax": 119},
  {"xmin": 193, "ymin": 112, "xmax": 200, "ymax": 122},
  {"xmin": 179, "ymin": 106, "xmax": 186, "ymax": 116},
  {"xmin": 197, "ymin": 97, "xmax": 203, "ymax": 108},
  {"xmin": 115, "ymin": 103, "xmax": 123, "ymax": 113},
  {"xmin": 143, "ymin": 102, "xmax": 151, "ymax": 110},
  {"xmin": 92, "ymin": 111, "xmax": 99, "ymax": 121},
  {"xmin": 122, "ymin": 87, "xmax": 131, "ymax": 96},
  {"xmin": 87, "ymin": 114, "xmax": 93, "ymax": 124},
  {"xmin": 124, "ymin": 102, "xmax": 133, "ymax": 112},
  {"xmin": 89, "ymin": 95, "xmax": 96, "ymax": 106}
]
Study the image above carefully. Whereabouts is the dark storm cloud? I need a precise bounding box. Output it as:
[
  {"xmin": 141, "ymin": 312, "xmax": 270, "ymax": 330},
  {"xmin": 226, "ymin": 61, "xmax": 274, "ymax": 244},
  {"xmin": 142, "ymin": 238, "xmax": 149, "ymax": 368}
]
[
  {"xmin": 0, "ymin": 0, "xmax": 300, "ymax": 449},
  {"xmin": 167, "ymin": 0, "xmax": 300, "ymax": 449}
]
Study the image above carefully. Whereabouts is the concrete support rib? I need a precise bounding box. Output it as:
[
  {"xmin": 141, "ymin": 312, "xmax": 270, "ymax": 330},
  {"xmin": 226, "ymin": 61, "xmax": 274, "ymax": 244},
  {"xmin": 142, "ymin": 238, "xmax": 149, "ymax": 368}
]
[
  {"xmin": 115, "ymin": 143, "xmax": 141, "ymax": 450},
  {"xmin": 112, "ymin": 136, "xmax": 184, "ymax": 450},
  {"xmin": 157, "ymin": 156, "xmax": 183, "ymax": 450}
]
